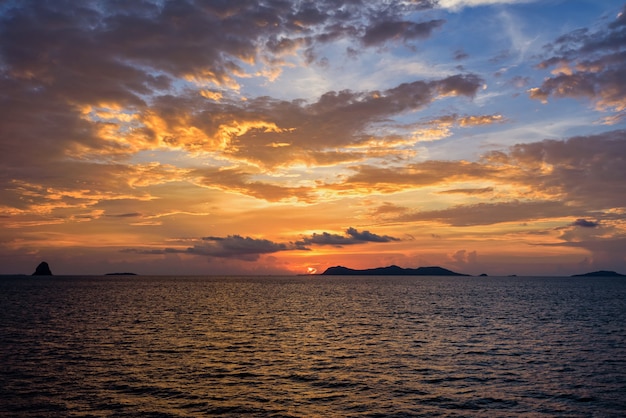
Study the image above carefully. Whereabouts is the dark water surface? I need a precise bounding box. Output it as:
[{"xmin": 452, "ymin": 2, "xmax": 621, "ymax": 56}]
[{"xmin": 1, "ymin": 275, "xmax": 625, "ymax": 417}]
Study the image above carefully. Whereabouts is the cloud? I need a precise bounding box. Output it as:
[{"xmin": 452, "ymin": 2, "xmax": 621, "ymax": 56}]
[
  {"xmin": 361, "ymin": 130, "xmax": 626, "ymax": 226},
  {"xmin": 362, "ymin": 19, "xmax": 445, "ymax": 46},
  {"xmin": 106, "ymin": 212, "xmax": 143, "ymax": 218},
  {"xmin": 0, "ymin": 0, "xmax": 442, "ymax": 99},
  {"xmin": 296, "ymin": 227, "xmax": 400, "ymax": 247},
  {"xmin": 439, "ymin": 187, "xmax": 494, "ymax": 195},
  {"xmin": 484, "ymin": 129, "xmax": 626, "ymax": 209},
  {"xmin": 529, "ymin": 5, "xmax": 626, "ymax": 116},
  {"xmin": 7, "ymin": 127, "xmax": 621, "ymax": 219},
  {"xmin": 0, "ymin": 1, "xmax": 462, "ymax": 161},
  {"xmin": 458, "ymin": 114, "xmax": 504, "ymax": 127},
  {"xmin": 123, "ymin": 227, "xmax": 399, "ymax": 261},
  {"xmin": 454, "ymin": 49, "xmax": 469, "ymax": 60},
  {"xmin": 571, "ymin": 219, "xmax": 599, "ymax": 228},
  {"xmin": 0, "ymin": 162, "xmax": 183, "ymax": 220},
  {"xmin": 437, "ymin": 0, "xmax": 538, "ymax": 11},
  {"xmin": 508, "ymin": 75, "xmax": 530, "ymax": 88},
  {"xmin": 403, "ymin": 113, "xmax": 504, "ymax": 142},
  {"xmin": 191, "ymin": 235, "xmax": 293, "ymax": 261},
  {"xmin": 398, "ymin": 200, "xmax": 568, "ymax": 226},
  {"xmin": 125, "ymin": 235, "xmax": 297, "ymax": 261},
  {"xmin": 421, "ymin": 113, "xmax": 504, "ymax": 128},
  {"xmin": 537, "ymin": 238, "xmax": 626, "ymax": 274},
  {"xmin": 337, "ymin": 160, "xmax": 497, "ymax": 194},
  {"xmin": 0, "ymin": 0, "xmax": 487, "ymax": 214},
  {"xmin": 134, "ymin": 73, "xmax": 484, "ymax": 171},
  {"xmin": 369, "ymin": 202, "xmax": 411, "ymax": 220},
  {"xmin": 191, "ymin": 166, "xmax": 317, "ymax": 203},
  {"xmin": 451, "ymin": 249, "xmax": 477, "ymax": 265},
  {"xmin": 345, "ymin": 227, "xmax": 401, "ymax": 243}
]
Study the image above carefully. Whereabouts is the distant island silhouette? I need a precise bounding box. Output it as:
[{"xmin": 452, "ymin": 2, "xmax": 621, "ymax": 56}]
[
  {"xmin": 571, "ymin": 270, "xmax": 625, "ymax": 277},
  {"xmin": 321, "ymin": 265, "xmax": 469, "ymax": 276},
  {"xmin": 105, "ymin": 272, "xmax": 138, "ymax": 276},
  {"xmin": 24, "ymin": 261, "xmax": 624, "ymax": 278},
  {"xmin": 32, "ymin": 261, "xmax": 52, "ymax": 276}
]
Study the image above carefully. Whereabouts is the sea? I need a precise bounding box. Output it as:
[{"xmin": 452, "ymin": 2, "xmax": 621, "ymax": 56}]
[{"xmin": 1, "ymin": 275, "xmax": 625, "ymax": 417}]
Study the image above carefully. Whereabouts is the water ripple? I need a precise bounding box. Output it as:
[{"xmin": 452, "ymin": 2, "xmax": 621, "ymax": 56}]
[{"xmin": 1, "ymin": 275, "xmax": 625, "ymax": 416}]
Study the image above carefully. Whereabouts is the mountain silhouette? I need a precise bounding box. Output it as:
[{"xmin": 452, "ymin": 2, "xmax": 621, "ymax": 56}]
[
  {"xmin": 105, "ymin": 272, "xmax": 138, "ymax": 276},
  {"xmin": 571, "ymin": 270, "xmax": 625, "ymax": 277},
  {"xmin": 321, "ymin": 265, "xmax": 469, "ymax": 276}
]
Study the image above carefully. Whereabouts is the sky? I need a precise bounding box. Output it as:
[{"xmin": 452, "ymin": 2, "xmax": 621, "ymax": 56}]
[{"xmin": 1, "ymin": 0, "xmax": 625, "ymax": 276}]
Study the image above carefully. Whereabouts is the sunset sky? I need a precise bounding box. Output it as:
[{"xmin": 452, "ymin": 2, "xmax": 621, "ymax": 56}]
[{"xmin": 1, "ymin": 0, "xmax": 625, "ymax": 276}]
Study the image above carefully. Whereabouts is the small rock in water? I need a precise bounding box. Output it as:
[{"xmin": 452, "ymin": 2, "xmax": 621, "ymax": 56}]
[{"xmin": 33, "ymin": 261, "xmax": 53, "ymax": 276}]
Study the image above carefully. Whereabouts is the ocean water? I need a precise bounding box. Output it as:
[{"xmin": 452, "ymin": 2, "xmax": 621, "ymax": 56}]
[{"xmin": 1, "ymin": 275, "xmax": 625, "ymax": 417}]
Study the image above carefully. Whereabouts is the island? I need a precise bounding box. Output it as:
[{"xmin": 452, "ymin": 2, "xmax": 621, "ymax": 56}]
[
  {"xmin": 571, "ymin": 270, "xmax": 625, "ymax": 277},
  {"xmin": 105, "ymin": 272, "xmax": 138, "ymax": 276},
  {"xmin": 321, "ymin": 265, "xmax": 469, "ymax": 276},
  {"xmin": 32, "ymin": 261, "xmax": 53, "ymax": 276}
]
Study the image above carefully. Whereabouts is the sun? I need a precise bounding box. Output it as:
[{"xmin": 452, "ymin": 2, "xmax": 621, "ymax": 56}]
[{"xmin": 306, "ymin": 267, "xmax": 318, "ymax": 275}]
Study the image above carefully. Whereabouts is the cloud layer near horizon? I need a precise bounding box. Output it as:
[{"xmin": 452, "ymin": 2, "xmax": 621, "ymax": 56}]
[{"xmin": 1, "ymin": 0, "xmax": 625, "ymax": 276}]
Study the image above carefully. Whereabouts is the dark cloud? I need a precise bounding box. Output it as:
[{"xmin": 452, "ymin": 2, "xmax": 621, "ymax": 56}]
[
  {"xmin": 361, "ymin": 19, "xmax": 445, "ymax": 46},
  {"xmin": 106, "ymin": 212, "xmax": 143, "ymax": 218},
  {"xmin": 530, "ymin": 5, "xmax": 626, "ymax": 115},
  {"xmin": 453, "ymin": 49, "xmax": 469, "ymax": 60},
  {"xmin": 124, "ymin": 234, "xmax": 298, "ymax": 261},
  {"xmin": 193, "ymin": 235, "xmax": 292, "ymax": 260},
  {"xmin": 0, "ymin": 0, "xmax": 441, "ymax": 102},
  {"xmin": 296, "ymin": 227, "xmax": 400, "ymax": 247},
  {"xmin": 123, "ymin": 227, "xmax": 399, "ymax": 261},
  {"xmin": 435, "ymin": 74, "xmax": 485, "ymax": 97},
  {"xmin": 121, "ymin": 247, "xmax": 184, "ymax": 255},
  {"xmin": 345, "ymin": 227, "xmax": 401, "ymax": 243},
  {"xmin": 571, "ymin": 219, "xmax": 599, "ymax": 228}
]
